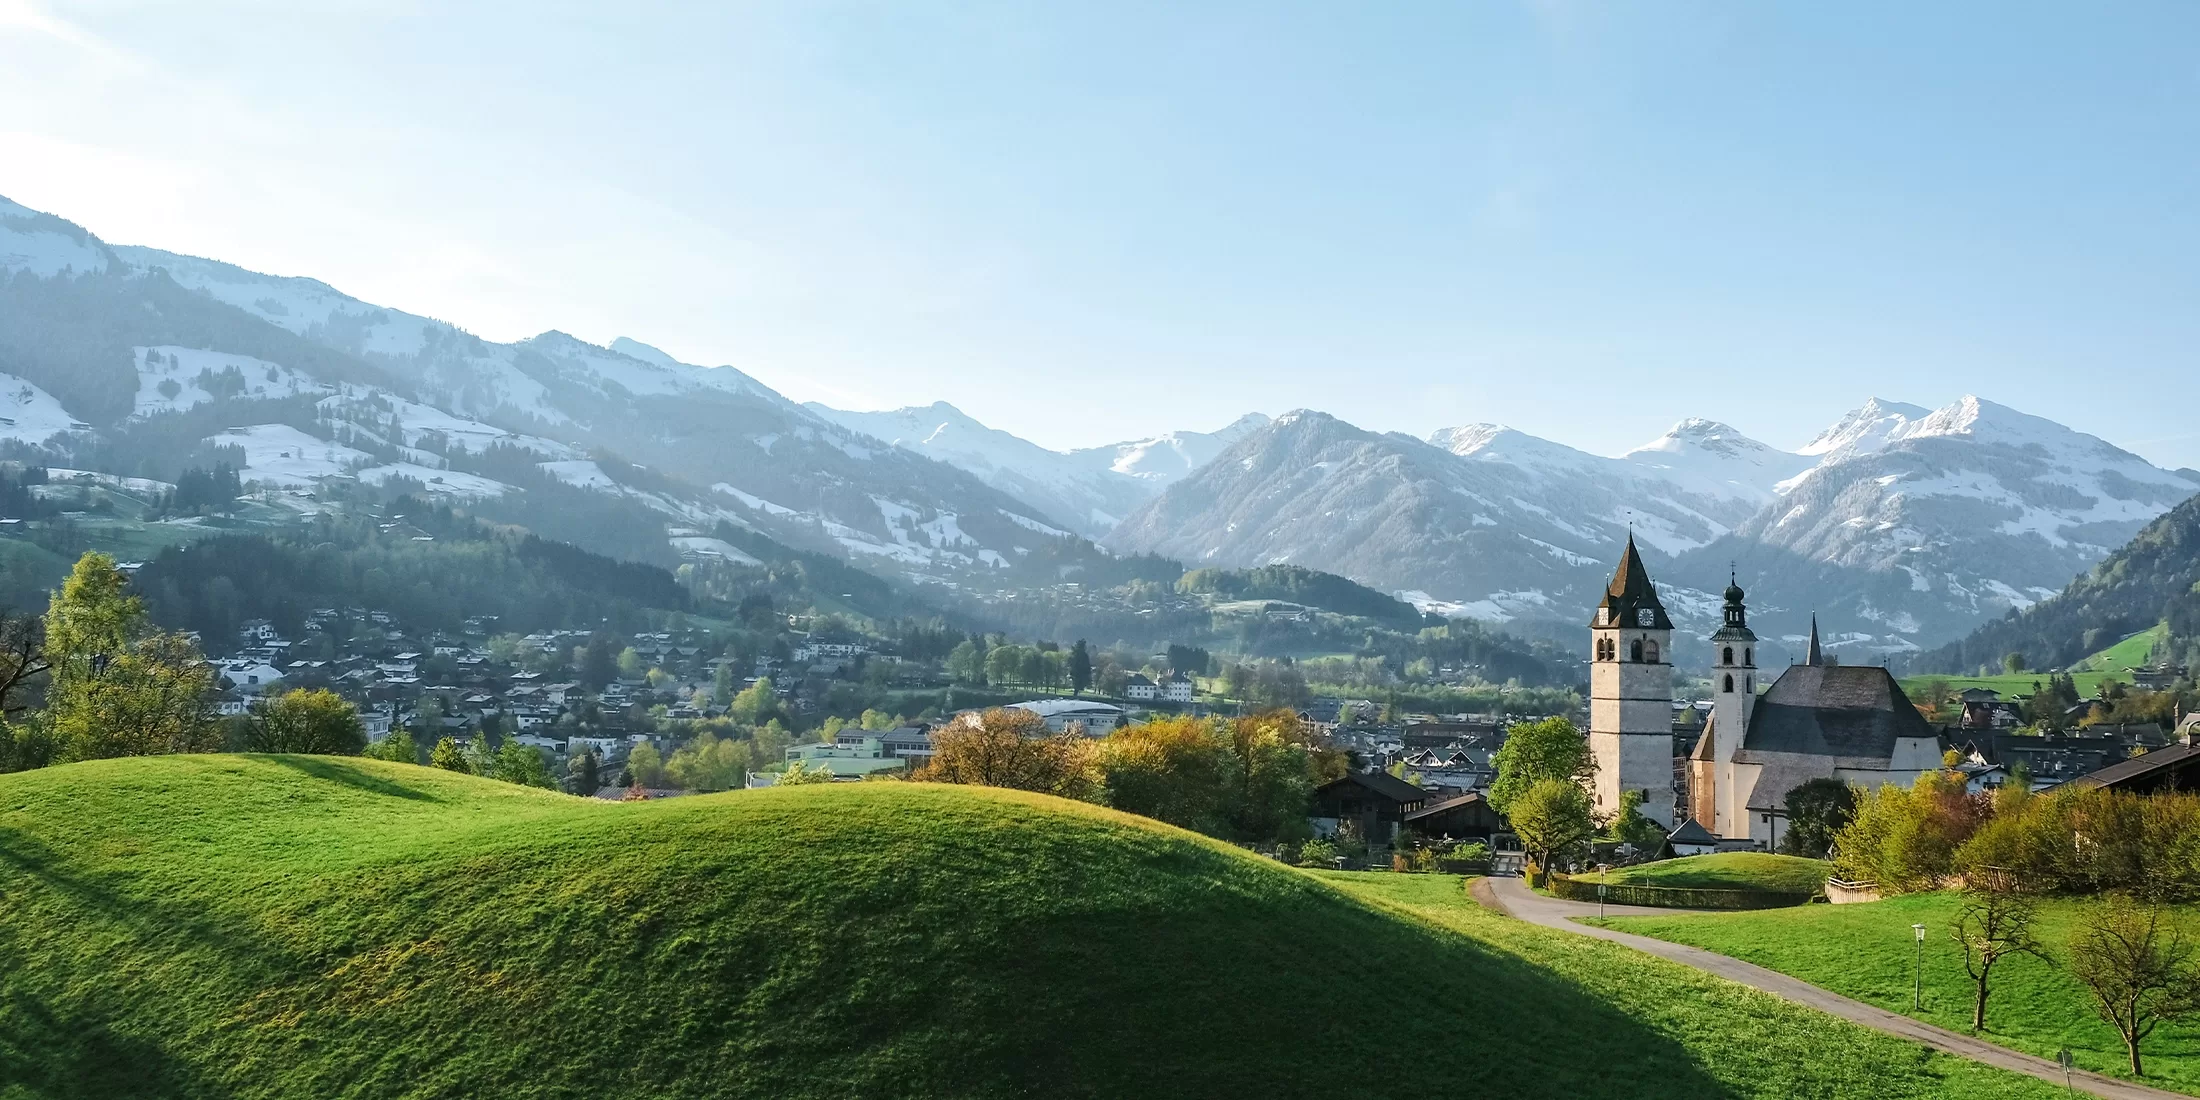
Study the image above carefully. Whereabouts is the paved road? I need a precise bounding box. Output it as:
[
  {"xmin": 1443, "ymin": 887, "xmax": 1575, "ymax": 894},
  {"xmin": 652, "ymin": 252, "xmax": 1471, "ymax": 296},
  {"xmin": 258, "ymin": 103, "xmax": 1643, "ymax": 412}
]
[{"xmin": 1471, "ymin": 876, "xmax": 2183, "ymax": 1100}]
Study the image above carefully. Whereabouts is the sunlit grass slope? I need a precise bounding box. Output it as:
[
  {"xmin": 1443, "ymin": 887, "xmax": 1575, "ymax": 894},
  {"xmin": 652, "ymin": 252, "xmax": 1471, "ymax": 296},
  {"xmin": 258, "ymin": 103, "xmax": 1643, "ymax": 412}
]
[
  {"xmin": 1604, "ymin": 892, "xmax": 2200, "ymax": 1093},
  {"xmin": 0, "ymin": 756, "xmax": 2061, "ymax": 1099},
  {"xmin": 1596, "ymin": 852, "xmax": 1833, "ymax": 894}
]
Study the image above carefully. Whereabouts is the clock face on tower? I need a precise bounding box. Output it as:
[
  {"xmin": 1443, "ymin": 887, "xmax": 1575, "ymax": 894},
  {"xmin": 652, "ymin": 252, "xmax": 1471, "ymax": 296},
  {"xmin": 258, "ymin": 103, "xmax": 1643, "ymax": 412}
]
[{"xmin": 1637, "ymin": 608, "xmax": 1654, "ymax": 627}]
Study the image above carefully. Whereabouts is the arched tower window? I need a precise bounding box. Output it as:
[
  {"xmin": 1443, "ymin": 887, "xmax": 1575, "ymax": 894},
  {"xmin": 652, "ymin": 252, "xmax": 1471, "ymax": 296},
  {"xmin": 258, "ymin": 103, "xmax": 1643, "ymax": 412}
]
[
  {"xmin": 1645, "ymin": 641, "xmax": 1660, "ymax": 664},
  {"xmin": 1745, "ymin": 647, "xmax": 1753, "ymax": 667},
  {"xmin": 1722, "ymin": 646, "xmax": 1734, "ymax": 665},
  {"xmin": 1723, "ymin": 673, "xmax": 1734, "ymax": 693},
  {"xmin": 1629, "ymin": 639, "xmax": 1643, "ymax": 663},
  {"xmin": 1745, "ymin": 675, "xmax": 1753, "ymax": 693}
]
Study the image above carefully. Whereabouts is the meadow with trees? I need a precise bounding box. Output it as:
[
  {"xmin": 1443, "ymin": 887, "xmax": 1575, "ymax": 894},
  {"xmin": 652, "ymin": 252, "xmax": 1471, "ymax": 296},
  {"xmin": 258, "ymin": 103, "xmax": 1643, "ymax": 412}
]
[{"xmin": 1609, "ymin": 763, "xmax": 2200, "ymax": 1089}]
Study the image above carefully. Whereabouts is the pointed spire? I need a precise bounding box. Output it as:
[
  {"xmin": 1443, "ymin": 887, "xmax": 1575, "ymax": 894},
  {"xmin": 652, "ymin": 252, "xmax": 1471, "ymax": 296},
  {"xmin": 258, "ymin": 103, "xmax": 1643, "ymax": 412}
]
[
  {"xmin": 1805, "ymin": 614, "xmax": 1823, "ymax": 666},
  {"xmin": 1607, "ymin": 534, "xmax": 1654, "ymax": 599}
]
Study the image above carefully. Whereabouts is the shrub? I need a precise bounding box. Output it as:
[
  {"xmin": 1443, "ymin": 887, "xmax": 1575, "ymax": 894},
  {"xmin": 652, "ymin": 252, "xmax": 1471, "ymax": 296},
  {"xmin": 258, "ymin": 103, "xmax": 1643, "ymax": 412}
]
[{"xmin": 1297, "ymin": 838, "xmax": 1339, "ymax": 868}]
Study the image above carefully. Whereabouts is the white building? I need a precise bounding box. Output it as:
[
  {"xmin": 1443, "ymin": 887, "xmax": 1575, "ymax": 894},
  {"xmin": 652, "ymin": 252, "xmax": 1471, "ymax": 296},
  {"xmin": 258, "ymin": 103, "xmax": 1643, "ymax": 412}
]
[
  {"xmin": 1688, "ymin": 583, "xmax": 1944, "ymax": 848},
  {"xmin": 1006, "ymin": 699, "xmax": 1123, "ymax": 736},
  {"xmin": 1123, "ymin": 674, "xmax": 1158, "ymax": 701},
  {"xmin": 1160, "ymin": 673, "xmax": 1195, "ymax": 704}
]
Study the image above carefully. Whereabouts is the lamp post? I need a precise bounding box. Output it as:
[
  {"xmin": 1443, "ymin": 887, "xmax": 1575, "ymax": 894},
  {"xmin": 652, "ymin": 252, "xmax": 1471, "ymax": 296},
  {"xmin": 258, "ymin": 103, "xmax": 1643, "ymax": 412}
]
[{"xmin": 1911, "ymin": 923, "xmax": 1927, "ymax": 1012}]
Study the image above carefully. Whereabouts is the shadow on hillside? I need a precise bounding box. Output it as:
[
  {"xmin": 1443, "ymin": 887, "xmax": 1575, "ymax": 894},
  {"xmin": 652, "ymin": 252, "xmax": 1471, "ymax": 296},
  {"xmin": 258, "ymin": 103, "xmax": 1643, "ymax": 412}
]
[
  {"xmin": 265, "ymin": 755, "xmax": 442, "ymax": 802},
  {"xmin": 0, "ymin": 825, "xmax": 282, "ymax": 972},
  {"xmin": 0, "ymin": 990, "xmax": 202, "ymax": 1099}
]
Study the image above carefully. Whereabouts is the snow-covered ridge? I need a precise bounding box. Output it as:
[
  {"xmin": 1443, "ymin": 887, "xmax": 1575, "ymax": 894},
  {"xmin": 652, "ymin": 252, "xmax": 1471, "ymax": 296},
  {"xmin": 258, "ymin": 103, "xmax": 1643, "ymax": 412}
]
[{"xmin": 0, "ymin": 195, "xmax": 111, "ymax": 276}]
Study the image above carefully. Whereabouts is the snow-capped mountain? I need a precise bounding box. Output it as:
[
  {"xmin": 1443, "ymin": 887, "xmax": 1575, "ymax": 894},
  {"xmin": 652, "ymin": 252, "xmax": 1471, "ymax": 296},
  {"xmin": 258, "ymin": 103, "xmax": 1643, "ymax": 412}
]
[
  {"xmin": 1678, "ymin": 396, "xmax": 2200, "ymax": 647},
  {"xmin": 799, "ymin": 401, "xmax": 1141, "ymax": 539},
  {"xmin": 0, "ymin": 196, "xmax": 1108, "ymax": 582},
  {"xmin": 1067, "ymin": 414, "xmax": 1272, "ymax": 487},
  {"xmin": 1110, "ymin": 399, "xmax": 2200, "ymax": 654}
]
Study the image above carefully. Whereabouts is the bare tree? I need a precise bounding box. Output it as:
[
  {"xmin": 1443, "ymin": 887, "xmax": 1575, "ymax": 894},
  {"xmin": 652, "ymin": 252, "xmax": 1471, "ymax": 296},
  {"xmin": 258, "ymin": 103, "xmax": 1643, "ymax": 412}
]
[
  {"xmin": 1950, "ymin": 866, "xmax": 2045, "ymax": 1032},
  {"xmin": 2068, "ymin": 895, "xmax": 2200, "ymax": 1076},
  {"xmin": 0, "ymin": 608, "xmax": 49, "ymax": 717}
]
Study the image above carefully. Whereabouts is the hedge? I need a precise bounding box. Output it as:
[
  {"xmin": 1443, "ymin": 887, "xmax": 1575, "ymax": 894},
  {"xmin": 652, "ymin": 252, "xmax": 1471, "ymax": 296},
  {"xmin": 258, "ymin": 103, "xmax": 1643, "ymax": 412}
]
[{"xmin": 1547, "ymin": 872, "xmax": 1816, "ymax": 910}]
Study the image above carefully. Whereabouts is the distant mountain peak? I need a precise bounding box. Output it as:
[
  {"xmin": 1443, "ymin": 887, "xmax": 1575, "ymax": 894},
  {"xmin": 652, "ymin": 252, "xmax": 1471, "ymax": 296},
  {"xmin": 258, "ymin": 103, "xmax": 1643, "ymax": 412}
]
[{"xmin": 608, "ymin": 337, "xmax": 680, "ymax": 368}]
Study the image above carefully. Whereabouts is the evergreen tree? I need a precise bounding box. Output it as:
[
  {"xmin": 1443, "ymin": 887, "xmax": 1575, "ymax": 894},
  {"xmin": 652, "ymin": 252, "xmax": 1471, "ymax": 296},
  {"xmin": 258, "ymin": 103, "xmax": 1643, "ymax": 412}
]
[{"xmin": 1069, "ymin": 640, "xmax": 1092, "ymax": 697}]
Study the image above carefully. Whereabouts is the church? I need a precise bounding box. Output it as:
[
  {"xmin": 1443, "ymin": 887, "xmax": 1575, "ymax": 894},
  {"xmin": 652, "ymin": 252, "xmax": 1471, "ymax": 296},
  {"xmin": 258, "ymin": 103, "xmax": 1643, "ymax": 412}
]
[{"xmin": 1585, "ymin": 538, "xmax": 1943, "ymax": 848}]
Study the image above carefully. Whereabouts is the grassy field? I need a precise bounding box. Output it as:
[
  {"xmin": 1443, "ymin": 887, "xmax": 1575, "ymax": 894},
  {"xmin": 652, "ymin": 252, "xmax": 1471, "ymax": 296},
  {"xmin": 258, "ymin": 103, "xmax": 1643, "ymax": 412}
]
[
  {"xmin": 0, "ymin": 756, "xmax": 2068, "ymax": 1100},
  {"xmin": 1595, "ymin": 852, "xmax": 1832, "ymax": 894},
  {"xmin": 1900, "ymin": 624, "xmax": 2166, "ymax": 701},
  {"xmin": 1601, "ymin": 892, "xmax": 2200, "ymax": 1093}
]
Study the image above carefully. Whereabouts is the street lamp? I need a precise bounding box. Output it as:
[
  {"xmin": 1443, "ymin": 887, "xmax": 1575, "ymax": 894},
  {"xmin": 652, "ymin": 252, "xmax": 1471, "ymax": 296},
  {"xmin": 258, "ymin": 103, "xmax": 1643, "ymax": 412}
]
[{"xmin": 1911, "ymin": 923, "xmax": 1928, "ymax": 1011}]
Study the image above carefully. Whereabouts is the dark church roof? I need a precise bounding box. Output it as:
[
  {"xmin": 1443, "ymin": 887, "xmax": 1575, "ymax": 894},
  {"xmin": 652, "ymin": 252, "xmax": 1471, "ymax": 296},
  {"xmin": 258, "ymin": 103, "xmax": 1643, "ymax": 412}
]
[
  {"xmin": 1666, "ymin": 817, "xmax": 1719, "ymax": 846},
  {"xmin": 1591, "ymin": 536, "xmax": 1672, "ymax": 631},
  {"xmin": 1738, "ymin": 663, "xmax": 1935, "ymax": 761}
]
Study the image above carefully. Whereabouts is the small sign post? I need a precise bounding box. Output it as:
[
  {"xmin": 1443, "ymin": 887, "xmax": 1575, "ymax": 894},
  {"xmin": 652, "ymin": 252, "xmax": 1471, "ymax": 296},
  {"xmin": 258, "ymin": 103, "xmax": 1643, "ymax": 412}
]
[{"xmin": 2056, "ymin": 1048, "xmax": 2074, "ymax": 1093}]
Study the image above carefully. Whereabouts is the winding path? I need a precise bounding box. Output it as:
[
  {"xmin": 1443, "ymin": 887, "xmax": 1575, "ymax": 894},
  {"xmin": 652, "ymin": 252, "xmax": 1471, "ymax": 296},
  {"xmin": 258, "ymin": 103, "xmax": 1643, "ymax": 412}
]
[{"xmin": 1471, "ymin": 876, "xmax": 2185, "ymax": 1100}]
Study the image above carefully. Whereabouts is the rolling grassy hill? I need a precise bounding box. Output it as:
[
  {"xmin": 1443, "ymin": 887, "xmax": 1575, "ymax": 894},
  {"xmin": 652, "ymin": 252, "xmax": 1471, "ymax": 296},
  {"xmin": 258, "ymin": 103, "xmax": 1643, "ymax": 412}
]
[
  {"xmin": 0, "ymin": 757, "xmax": 2064, "ymax": 1099},
  {"xmin": 1602, "ymin": 893, "xmax": 2200, "ymax": 1093},
  {"xmin": 1899, "ymin": 624, "xmax": 2167, "ymax": 701},
  {"xmin": 1596, "ymin": 852, "xmax": 1833, "ymax": 894}
]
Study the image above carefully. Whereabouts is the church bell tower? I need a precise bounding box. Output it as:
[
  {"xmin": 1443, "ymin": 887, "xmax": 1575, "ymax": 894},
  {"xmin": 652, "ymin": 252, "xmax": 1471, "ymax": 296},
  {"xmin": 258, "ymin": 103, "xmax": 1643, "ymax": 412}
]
[
  {"xmin": 1588, "ymin": 536, "xmax": 1675, "ymax": 829},
  {"xmin": 1702, "ymin": 573, "xmax": 1757, "ymax": 835}
]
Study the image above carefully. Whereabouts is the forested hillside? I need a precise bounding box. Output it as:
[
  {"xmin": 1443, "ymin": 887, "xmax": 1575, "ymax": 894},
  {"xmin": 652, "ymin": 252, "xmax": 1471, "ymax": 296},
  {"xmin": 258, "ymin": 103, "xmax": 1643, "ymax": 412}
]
[
  {"xmin": 1177, "ymin": 564, "xmax": 1424, "ymax": 624},
  {"xmin": 133, "ymin": 503, "xmax": 697, "ymax": 646},
  {"xmin": 1913, "ymin": 490, "xmax": 2200, "ymax": 675}
]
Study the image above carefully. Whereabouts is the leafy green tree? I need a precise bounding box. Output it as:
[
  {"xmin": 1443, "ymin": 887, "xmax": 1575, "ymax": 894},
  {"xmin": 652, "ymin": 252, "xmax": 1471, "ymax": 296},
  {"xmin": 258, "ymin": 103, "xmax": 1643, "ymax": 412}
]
[
  {"xmin": 713, "ymin": 658, "xmax": 737, "ymax": 704},
  {"xmin": 665, "ymin": 731, "xmax": 745, "ymax": 791},
  {"xmin": 1487, "ymin": 716, "xmax": 1592, "ymax": 817},
  {"xmin": 364, "ymin": 730, "xmax": 418, "ymax": 765},
  {"xmin": 493, "ymin": 742, "xmax": 555, "ymax": 788},
  {"xmin": 777, "ymin": 759, "xmax": 836, "ymax": 785},
  {"xmin": 2003, "ymin": 652, "xmax": 2028, "ymax": 675},
  {"xmin": 728, "ymin": 677, "xmax": 780, "ymax": 726},
  {"xmin": 1103, "ymin": 717, "xmax": 1228, "ymax": 834},
  {"xmin": 627, "ymin": 741, "xmax": 666, "ymax": 787},
  {"xmin": 1608, "ymin": 789, "xmax": 1665, "ymax": 852},
  {"xmin": 859, "ymin": 708, "xmax": 896, "ymax": 731},
  {"xmin": 568, "ymin": 748, "xmax": 600, "ymax": 792},
  {"xmin": 50, "ymin": 634, "xmax": 218, "ymax": 762},
  {"xmin": 1780, "ymin": 777, "xmax": 1857, "ymax": 858},
  {"xmin": 945, "ymin": 639, "xmax": 986, "ymax": 685},
  {"xmin": 246, "ymin": 688, "xmax": 365, "ymax": 754},
  {"xmin": 1510, "ymin": 777, "xmax": 1595, "ymax": 876},
  {"xmin": 429, "ymin": 735, "xmax": 470, "ymax": 773}
]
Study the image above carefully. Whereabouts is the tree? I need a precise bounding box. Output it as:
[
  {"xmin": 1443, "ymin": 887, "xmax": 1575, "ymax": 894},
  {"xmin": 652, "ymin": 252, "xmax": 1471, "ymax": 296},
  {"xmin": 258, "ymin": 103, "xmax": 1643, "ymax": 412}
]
[
  {"xmin": 493, "ymin": 742, "xmax": 555, "ymax": 788},
  {"xmin": 364, "ymin": 730, "xmax": 418, "ymax": 765},
  {"xmin": 429, "ymin": 736, "xmax": 470, "ymax": 773},
  {"xmin": 777, "ymin": 759, "xmax": 836, "ymax": 785},
  {"xmin": 665, "ymin": 731, "xmax": 744, "ymax": 791},
  {"xmin": 1608, "ymin": 789, "xmax": 1665, "ymax": 852},
  {"xmin": 1103, "ymin": 717, "xmax": 1228, "ymax": 834},
  {"xmin": 1510, "ymin": 777, "xmax": 1595, "ymax": 877},
  {"xmin": 1780, "ymin": 778, "xmax": 1858, "ymax": 858},
  {"xmin": 1069, "ymin": 640, "xmax": 1092, "ymax": 697},
  {"xmin": 728, "ymin": 677, "xmax": 780, "ymax": 726},
  {"xmin": 1487, "ymin": 716, "xmax": 1592, "ymax": 817},
  {"xmin": 713, "ymin": 658, "xmax": 737, "ymax": 704},
  {"xmin": 51, "ymin": 633, "xmax": 218, "ymax": 762},
  {"xmin": 2069, "ymin": 895, "xmax": 2200, "ymax": 1076},
  {"xmin": 568, "ymin": 748, "xmax": 601, "ymax": 793},
  {"xmin": 1949, "ymin": 865, "xmax": 2045, "ymax": 1032},
  {"xmin": 246, "ymin": 689, "xmax": 365, "ymax": 754},
  {"xmin": 627, "ymin": 741, "xmax": 666, "ymax": 788},
  {"xmin": 2003, "ymin": 652, "xmax": 2028, "ymax": 675},
  {"xmin": 578, "ymin": 632, "xmax": 617, "ymax": 689},
  {"xmin": 0, "ymin": 608, "xmax": 49, "ymax": 719},
  {"xmin": 913, "ymin": 708, "xmax": 1101, "ymax": 801}
]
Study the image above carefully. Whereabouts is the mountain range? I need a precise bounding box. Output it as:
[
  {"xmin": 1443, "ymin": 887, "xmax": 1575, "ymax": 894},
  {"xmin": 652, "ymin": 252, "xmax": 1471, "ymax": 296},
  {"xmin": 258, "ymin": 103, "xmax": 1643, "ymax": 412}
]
[
  {"xmin": 1106, "ymin": 399, "xmax": 2198, "ymax": 657},
  {"xmin": 6, "ymin": 192, "xmax": 2195, "ymax": 663}
]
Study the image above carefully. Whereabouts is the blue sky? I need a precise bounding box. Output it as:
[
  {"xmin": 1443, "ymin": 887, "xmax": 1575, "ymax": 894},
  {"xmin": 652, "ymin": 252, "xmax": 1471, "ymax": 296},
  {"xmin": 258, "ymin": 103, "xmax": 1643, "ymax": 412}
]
[{"xmin": 3, "ymin": 1, "xmax": 2196, "ymax": 464}]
